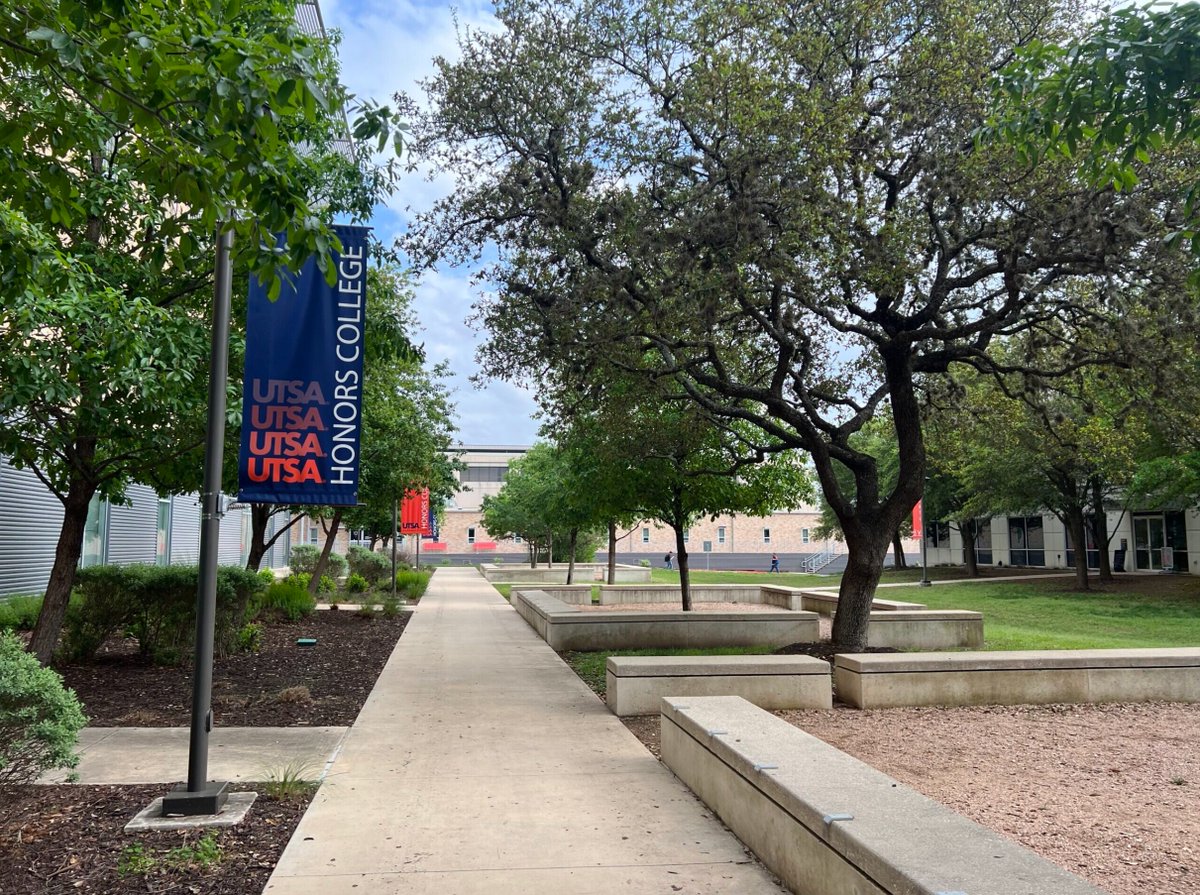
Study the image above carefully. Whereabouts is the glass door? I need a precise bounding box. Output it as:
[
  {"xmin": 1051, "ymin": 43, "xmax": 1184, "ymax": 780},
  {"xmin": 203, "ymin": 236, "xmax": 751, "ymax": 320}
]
[{"xmin": 1134, "ymin": 516, "xmax": 1165, "ymax": 570}]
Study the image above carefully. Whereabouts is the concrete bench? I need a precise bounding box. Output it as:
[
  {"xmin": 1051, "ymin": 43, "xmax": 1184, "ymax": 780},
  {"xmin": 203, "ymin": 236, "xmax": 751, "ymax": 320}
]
[
  {"xmin": 511, "ymin": 584, "xmax": 593, "ymax": 605},
  {"xmin": 866, "ymin": 610, "xmax": 982, "ymax": 650},
  {"xmin": 510, "ymin": 590, "xmax": 820, "ymax": 652},
  {"xmin": 835, "ymin": 648, "xmax": 1200, "ymax": 708},
  {"xmin": 605, "ymin": 655, "xmax": 831, "ymax": 716},
  {"xmin": 482, "ymin": 563, "xmax": 651, "ymax": 584},
  {"xmin": 799, "ymin": 589, "xmax": 926, "ymax": 615},
  {"xmin": 661, "ymin": 695, "xmax": 1108, "ymax": 895},
  {"xmin": 596, "ymin": 584, "xmax": 805, "ymax": 610}
]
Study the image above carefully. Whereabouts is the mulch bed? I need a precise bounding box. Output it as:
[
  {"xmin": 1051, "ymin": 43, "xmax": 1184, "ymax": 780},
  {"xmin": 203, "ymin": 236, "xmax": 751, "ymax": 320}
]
[
  {"xmin": 0, "ymin": 784, "xmax": 311, "ymax": 894},
  {"xmin": 57, "ymin": 609, "xmax": 410, "ymax": 727}
]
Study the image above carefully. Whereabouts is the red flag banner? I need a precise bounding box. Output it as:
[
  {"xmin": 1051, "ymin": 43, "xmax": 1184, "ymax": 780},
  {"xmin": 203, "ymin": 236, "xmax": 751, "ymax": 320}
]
[
  {"xmin": 912, "ymin": 499, "xmax": 923, "ymax": 537},
  {"xmin": 400, "ymin": 489, "xmax": 431, "ymax": 536}
]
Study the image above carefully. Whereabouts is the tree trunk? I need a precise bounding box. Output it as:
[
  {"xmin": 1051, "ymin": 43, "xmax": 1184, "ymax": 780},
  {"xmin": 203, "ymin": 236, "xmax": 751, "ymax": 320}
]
[
  {"xmin": 1090, "ymin": 478, "xmax": 1113, "ymax": 583},
  {"xmin": 245, "ymin": 504, "xmax": 301, "ymax": 572},
  {"xmin": 830, "ymin": 535, "xmax": 890, "ymax": 649},
  {"xmin": 891, "ymin": 529, "xmax": 908, "ymax": 569},
  {"xmin": 29, "ymin": 477, "xmax": 97, "ymax": 664},
  {"xmin": 675, "ymin": 524, "xmax": 691, "ymax": 611},
  {"xmin": 607, "ymin": 520, "xmax": 617, "ymax": 585},
  {"xmin": 308, "ymin": 508, "xmax": 344, "ymax": 596},
  {"xmin": 566, "ymin": 528, "xmax": 577, "ymax": 584},
  {"xmin": 528, "ymin": 541, "xmax": 537, "ymax": 568},
  {"xmin": 1064, "ymin": 507, "xmax": 1090, "ymax": 591},
  {"xmin": 547, "ymin": 530, "xmax": 553, "ymax": 569},
  {"xmin": 961, "ymin": 518, "xmax": 980, "ymax": 578}
]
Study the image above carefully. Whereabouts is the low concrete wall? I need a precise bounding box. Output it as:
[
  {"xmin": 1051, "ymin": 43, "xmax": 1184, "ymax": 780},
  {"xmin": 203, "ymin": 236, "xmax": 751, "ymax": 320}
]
[
  {"xmin": 511, "ymin": 590, "xmax": 819, "ymax": 652},
  {"xmin": 865, "ymin": 610, "xmax": 983, "ymax": 650},
  {"xmin": 606, "ymin": 655, "xmax": 831, "ymax": 716},
  {"xmin": 835, "ymin": 648, "xmax": 1200, "ymax": 708},
  {"xmin": 598, "ymin": 584, "xmax": 805, "ymax": 611},
  {"xmin": 799, "ymin": 589, "xmax": 926, "ymax": 615},
  {"xmin": 512, "ymin": 584, "xmax": 593, "ymax": 605},
  {"xmin": 482, "ymin": 563, "xmax": 651, "ymax": 584},
  {"xmin": 661, "ymin": 696, "xmax": 1108, "ymax": 895}
]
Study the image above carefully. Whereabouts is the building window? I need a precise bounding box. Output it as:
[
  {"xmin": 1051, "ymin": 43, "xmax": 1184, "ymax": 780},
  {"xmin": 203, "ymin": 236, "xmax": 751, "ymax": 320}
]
[
  {"xmin": 763, "ymin": 528, "xmax": 771, "ymax": 544},
  {"xmin": 717, "ymin": 526, "xmax": 726, "ymax": 544},
  {"xmin": 460, "ymin": 465, "xmax": 507, "ymax": 483},
  {"xmin": 966, "ymin": 519, "xmax": 992, "ymax": 565},
  {"xmin": 467, "ymin": 527, "xmax": 476, "ymax": 544},
  {"xmin": 81, "ymin": 496, "xmax": 108, "ymax": 568},
  {"xmin": 1064, "ymin": 519, "xmax": 1099, "ymax": 570},
  {"xmin": 513, "ymin": 534, "xmax": 522, "ymax": 544},
  {"xmin": 1008, "ymin": 516, "xmax": 1045, "ymax": 566},
  {"xmin": 156, "ymin": 498, "xmax": 172, "ymax": 566},
  {"xmin": 642, "ymin": 527, "xmax": 650, "ymax": 543},
  {"xmin": 683, "ymin": 529, "xmax": 689, "ymax": 543},
  {"xmin": 308, "ymin": 522, "xmax": 320, "ymax": 545},
  {"xmin": 924, "ymin": 522, "xmax": 951, "ymax": 548},
  {"xmin": 802, "ymin": 528, "xmax": 810, "ymax": 544}
]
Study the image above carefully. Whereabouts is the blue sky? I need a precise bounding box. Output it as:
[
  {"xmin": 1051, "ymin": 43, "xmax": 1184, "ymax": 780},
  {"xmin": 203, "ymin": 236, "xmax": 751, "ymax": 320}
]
[{"xmin": 321, "ymin": 0, "xmax": 541, "ymax": 446}]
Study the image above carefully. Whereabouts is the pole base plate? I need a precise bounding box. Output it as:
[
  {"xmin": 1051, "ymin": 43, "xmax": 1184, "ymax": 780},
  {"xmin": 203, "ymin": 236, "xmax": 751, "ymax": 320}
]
[{"xmin": 161, "ymin": 781, "xmax": 230, "ymax": 817}]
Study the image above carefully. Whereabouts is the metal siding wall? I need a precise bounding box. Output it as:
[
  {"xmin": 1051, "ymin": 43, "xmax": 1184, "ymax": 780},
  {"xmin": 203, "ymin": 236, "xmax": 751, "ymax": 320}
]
[
  {"xmin": 170, "ymin": 495, "xmax": 202, "ymax": 564},
  {"xmin": 106, "ymin": 484, "xmax": 158, "ymax": 566},
  {"xmin": 218, "ymin": 503, "xmax": 245, "ymax": 566},
  {"xmin": 0, "ymin": 458, "xmax": 67, "ymax": 596}
]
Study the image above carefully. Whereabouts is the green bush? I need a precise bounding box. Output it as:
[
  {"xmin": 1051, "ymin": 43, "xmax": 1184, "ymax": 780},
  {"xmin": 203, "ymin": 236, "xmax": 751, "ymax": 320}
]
[
  {"xmin": 288, "ymin": 544, "xmax": 347, "ymax": 578},
  {"xmin": 285, "ymin": 572, "xmax": 311, "ymax": 591},
  {"xmin": 381, "ymin": 595, "xmax": 401, "ymax": 617},
  {"xmin": 257, "ymin": 568, "xmax": 276, "ymax": 586},
  {"xmin": 0, "ymin": 631, "xmax": 86, "ymax": 787},
  {"xmin": 395, "ymin": 570, "xmax": 431, "ymax": 601},
  {"xmin": 64, "ymin": 564, "xmax": 266, "ymax": 664},
  {"xmin": 236, "ymin": 622, "xmax": 263, "ymax": 653},
  {"xmin": 0, "ymin": 595, "xmax": 44, "ymax": 632},
  {"xmin": 319, "ymin": 574, "xmax": 337, "ymax": 594},
  {"xmin": 346, "ymin": 573, "xmax": 368, "ymax": 594},
  {"xmin": 347, "ymin": 545, "xmax": 392, "ymax": 585},
  {"xmin": 254, "ymin": 581, "xmax": 316, "ymax": 622}
]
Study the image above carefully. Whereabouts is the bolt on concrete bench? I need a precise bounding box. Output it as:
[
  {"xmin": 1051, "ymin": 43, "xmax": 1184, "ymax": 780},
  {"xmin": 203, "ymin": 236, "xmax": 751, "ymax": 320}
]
[
  {"xmin": 661, "ymin": 695, "xmax": 1109, "ymax": 895},
  {"xmin": 834, "ymin": 648, "xmax": 1200, "ymax": 709},
  {"xmin": 799, "ymin": 589, "xmax": 926, "ymax": 615},
  {"xmin": 605, "ymin": 655, "xmax": 831, "ymax": 716},
  {"xmin": 511, "ymin": 589, "xmax": 820, "ymax": 652}
]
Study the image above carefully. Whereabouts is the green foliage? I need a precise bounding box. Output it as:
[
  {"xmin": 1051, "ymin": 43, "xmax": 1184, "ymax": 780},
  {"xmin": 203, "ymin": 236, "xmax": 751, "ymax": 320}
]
[
  {"xmin": 0, "ymin": 595, "xmax": 44, "ymax": 632},
  {"xmin": 64, "ymin": 565, "xmax": 265, "ymax": 663},
  {"xmin": 0, "ymin": 631, "xmax": 86, "ymax": 787},
  {"xmin": 260, "ymin": 760, "xmax": 319, "ymax": 802},
  {"xmin": 395, "ymin": 570, "xmax": 430, "ymax": 601},
  {"xmin": 318, "ymin": 575, "xmax": 337, "ymax": 594},
  {"xmin": 235, "ymin": 622, "xmax": 263, "ymax": 654},
  {"xmin": 287, "ymin": 545, "xmax": 322, "ymax": 575},
  {"xmin": 255, "ymin": 581, "xmax": 316, "ymax": 622},
  {"xmin": 257, "ymin": 569, "xmax": 277, "ymax": 586},
  {"xmin": 381, "ymin": 595, "xmax": 401, "ymax": 617},
  {"xmin": 346, "ymin": 573, "xmax": 369, "ymax": 594},
  {"xmin": 346, "ymin": 545, "xmax": 392, "ymax": 585},
  {"xmin": 118, "ymin": 832, "xmax": 224, "ymax": 876}
]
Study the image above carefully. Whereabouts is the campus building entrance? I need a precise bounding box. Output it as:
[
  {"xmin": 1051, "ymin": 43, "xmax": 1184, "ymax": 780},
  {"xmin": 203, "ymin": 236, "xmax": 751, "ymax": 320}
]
[{"xmin": 1133, "ymin": 512, "xmax": 1189, "ymax": 571}]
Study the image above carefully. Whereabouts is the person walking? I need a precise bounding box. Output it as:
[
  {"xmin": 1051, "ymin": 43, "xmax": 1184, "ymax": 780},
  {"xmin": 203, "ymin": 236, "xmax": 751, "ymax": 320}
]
[
  {"xmin": 769, "ymin": 552, "xmax": 780, "ymax": 573},
  {"xmin": 664, "ymin": 550, "xmax": 673, "ymax": 570}
]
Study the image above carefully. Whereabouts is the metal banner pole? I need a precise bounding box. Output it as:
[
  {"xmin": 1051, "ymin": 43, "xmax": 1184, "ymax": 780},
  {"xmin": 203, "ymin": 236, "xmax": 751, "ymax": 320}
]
[
  {"xmin": 391, "ymin": 499, "xmax": 398, "ymax": 600},
  {"xmin": 164, "ymin": 226, "xmax": 234, "ymax": 816}
]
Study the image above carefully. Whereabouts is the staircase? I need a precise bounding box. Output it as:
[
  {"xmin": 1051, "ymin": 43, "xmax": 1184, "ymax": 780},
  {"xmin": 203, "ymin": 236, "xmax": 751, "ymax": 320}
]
[{"xmin": 800, "ymin": 542, "xmax": 842, "ymax": 573}]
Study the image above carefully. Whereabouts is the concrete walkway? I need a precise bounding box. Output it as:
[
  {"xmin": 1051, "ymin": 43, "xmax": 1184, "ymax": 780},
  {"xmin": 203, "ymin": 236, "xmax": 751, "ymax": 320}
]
[
  {"xmin": 264, "ymin": 567, "xmax": 785, "ymax": 894},
  {"xmin": 40, "ymin": 727, "xmax": 348, "ymax": 785}
]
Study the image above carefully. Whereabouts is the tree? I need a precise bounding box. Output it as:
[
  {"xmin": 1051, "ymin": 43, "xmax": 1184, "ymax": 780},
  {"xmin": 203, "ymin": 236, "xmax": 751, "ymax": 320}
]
[
  {"xmin": 1, "ymin": 0, "xmax": 398, "ymax": 662},
  {"xmin": 990, "ymin": 2, "xmax": 1200, "ymax": 262},
  {"xmin": 405, "ymin": 0, "xmax": 1186, "ymax": 647}
]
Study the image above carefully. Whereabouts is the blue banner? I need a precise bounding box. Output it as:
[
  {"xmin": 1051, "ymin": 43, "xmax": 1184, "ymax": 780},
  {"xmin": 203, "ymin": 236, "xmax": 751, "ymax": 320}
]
[{"xmin": 238, "ymin": 225, "xmax": 369, "ymax": 505}]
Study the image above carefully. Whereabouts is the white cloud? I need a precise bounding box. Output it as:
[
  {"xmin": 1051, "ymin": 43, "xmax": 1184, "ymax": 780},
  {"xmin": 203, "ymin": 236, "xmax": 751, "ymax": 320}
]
[{"xmin": 323, "ymin": 0, "xmax": 539, "ymax": 446}]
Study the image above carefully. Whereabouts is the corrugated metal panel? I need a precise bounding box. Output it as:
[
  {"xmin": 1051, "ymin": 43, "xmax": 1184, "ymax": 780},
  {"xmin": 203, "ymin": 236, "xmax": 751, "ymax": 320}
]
[
  {"xmin": 268, "ymin": 511, "xmax": 293, "ymax": 569},
  {"xmin": 0, "ymin": 457, "xmax": 67, "ymax": 596},
  {"xmin": 218, "ymin": 503, "xmax": 246, "ymax": 566},
  {"xmin": 106, "ymin": 484, "xmax": 158, "ymax": 566},
  {"xmin": 170, "ymin": 494, "xmax": 202, "ymax": 564}
]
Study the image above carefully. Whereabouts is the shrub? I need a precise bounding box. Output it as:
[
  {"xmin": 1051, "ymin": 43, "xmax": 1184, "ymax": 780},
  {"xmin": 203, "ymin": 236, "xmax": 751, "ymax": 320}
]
[
  {"xmin": 288, "ymin": 544, "xmax": 347, "ymax": 578},
  {"xmin": 381, "ymin": 595, "xmax": 401, "ymax": 617},
  {"xmin": 319, "ymin": 574, "xmax": 336, "ymax": 594},
  {"xmin": 254, "ymin": 581, "xmax": 316, "ymax": 622},
  {"xmin": 64, "ymin": 564, "xmax": 266, "ymax": 664},
  {"xmin": 236, "ymin": 622, "xmax": 263, "ymax": 653},
  {"xmin": 257, "ymin": 569, "xmax": 276, "ymax": 586},
  {"xmin": 347, "ymin": 545, "xmax": 392, "ymax": 585},
  {"xmin": 356, "ymin": 593, "xmax": 378, "ymax": 617},
  {"xmin": 0, "ymin": 632, "xmax": 86, "ymax": 787},
  {"xmin": 285, "ymin": 572, "xmax": 311, "ymax": 591},
  {"xmin": 0, "ymin": 595, "xmax": 44, "ymax": 632},
  {"xmin": 346, "ymin": 573, "xmax": 368, "ymax": 594},
  {"xmin": 395, "ymin": 570, "xmax": 430, "ymax": 601},
  {"xmin": 638, "ymin": 559, "xmax": 651, "ymax": 568}
]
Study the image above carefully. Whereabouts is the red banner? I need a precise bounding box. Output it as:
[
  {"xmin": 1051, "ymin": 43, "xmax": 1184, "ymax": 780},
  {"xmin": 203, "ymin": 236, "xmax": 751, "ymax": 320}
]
[
  {"xmin": 911, "ymin": 498, "xmax": 923, "ymax": 537},
  {"xmin": 400, "ymin": 489, "xmax": 431, "ymax": 536}
]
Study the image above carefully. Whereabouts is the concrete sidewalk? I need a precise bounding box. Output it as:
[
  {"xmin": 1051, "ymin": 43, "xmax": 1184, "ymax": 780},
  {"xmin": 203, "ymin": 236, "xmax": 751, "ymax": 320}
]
[
  {"xmin": 41, "ymin": 727, "xmax": 348, "ymax": 785},
  {"xmin": 264, "ymin": 567, "xmax": 785, "ymax": 894}
]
